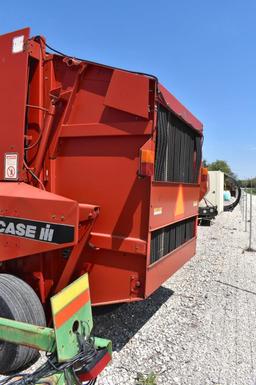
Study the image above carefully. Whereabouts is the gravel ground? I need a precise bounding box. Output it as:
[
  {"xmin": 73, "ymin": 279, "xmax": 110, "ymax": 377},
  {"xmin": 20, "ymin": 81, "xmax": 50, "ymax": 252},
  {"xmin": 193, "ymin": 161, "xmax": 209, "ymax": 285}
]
[
  {"xmin": 94, "ymin": 194, "xmax": 256, "ymax": 385},
  {"xmin": 2, "ymin": 195, "xmax": 255, "ymax": 385}
]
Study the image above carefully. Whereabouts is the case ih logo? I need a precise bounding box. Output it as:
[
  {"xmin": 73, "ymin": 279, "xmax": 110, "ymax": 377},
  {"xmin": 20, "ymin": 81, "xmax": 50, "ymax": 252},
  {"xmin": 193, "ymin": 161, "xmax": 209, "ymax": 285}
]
[{"xmin": 0, "ymin": 216, "xmax": 74, "ymax": 244}]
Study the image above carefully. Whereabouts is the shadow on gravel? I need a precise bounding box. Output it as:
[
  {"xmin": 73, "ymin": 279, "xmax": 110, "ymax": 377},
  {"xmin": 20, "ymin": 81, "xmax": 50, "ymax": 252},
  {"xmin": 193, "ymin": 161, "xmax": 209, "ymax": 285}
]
[{"xmin": 92, "ymin": 286, "xmax": 174, "ymax": 352}]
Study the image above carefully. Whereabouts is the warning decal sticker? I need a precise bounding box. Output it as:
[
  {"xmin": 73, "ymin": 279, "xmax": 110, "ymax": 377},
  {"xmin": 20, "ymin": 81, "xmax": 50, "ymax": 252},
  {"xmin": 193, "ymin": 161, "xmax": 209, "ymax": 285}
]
[
  {"xmin": 4, "ymin": 153, "xmax": 18, "ymax": 180},
  {"xmin": 12, "ymin": 35, "xmax": 24, "ymax": 53},
  {"xmin": 154, "ymin": 207, "xmax": 163, "ymax": 216}
]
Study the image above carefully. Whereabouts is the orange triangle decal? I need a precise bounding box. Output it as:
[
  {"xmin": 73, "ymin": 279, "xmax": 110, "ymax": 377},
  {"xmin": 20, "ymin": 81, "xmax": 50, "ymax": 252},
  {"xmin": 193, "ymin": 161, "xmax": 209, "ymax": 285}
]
[{"xmin": 175, "ymin": 185, "xmax": 184, "ymax": 216}]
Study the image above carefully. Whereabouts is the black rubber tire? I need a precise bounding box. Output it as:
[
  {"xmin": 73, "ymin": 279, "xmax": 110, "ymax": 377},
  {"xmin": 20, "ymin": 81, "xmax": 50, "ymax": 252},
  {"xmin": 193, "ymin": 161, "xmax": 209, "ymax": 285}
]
[{"xmin": 0, "ymin": 274, "xmax": 46, "ymax": 374}]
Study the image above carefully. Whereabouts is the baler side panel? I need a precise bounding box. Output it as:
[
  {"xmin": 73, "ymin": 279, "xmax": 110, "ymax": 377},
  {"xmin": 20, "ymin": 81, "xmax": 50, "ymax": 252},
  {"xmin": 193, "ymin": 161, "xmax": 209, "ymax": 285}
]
[
  {"xmin": 104, "ymin": 70, "xmax": 150, "ymax": 118},
  {"xmin": 0, "ymin": 29, "xmax": 204, "ymax": 310},
  {"xmin": 77, "ymin": 247, "xmax": 147, "ymax": 305},
  {"xmin": 144, "ymin": 100, "xmax": 203, "ymax": 295},
  {"xmin": 149, "ymin": 183, "xmax": 200, "ymax": 231},
  {"xmin": 145, "ymin": 238, "xmax": 196, "ymax": 296},
  {"xmin": 48, "ymin": 62, "xmax": 153, "ymax": 243},
  {"xmin": 0, "ymin": 28, "xmax": 30, "ymax": 181},
  {"xmin": 43, "ymin": 61, "xmax": 154, "ymax": 305}
]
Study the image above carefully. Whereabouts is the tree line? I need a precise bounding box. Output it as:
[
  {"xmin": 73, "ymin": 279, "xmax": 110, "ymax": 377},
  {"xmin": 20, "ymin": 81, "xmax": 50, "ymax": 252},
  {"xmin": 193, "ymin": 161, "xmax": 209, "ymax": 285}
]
[{"xmin": 203, "ymin": 159, "xmax": 256, "ymax": 188}]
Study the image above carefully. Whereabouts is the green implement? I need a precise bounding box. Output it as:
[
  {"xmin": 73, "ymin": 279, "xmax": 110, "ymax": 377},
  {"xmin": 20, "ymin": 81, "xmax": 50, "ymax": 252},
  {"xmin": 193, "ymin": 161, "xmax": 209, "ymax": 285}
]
[{"xmin": 0, "ymin": 273, "xmax": 111, "ymax": 385}]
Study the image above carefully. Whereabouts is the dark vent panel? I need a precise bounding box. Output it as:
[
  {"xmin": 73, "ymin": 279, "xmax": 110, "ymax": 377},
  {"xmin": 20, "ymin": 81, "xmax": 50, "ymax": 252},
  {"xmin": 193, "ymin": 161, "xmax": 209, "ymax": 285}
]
[
  {"xmin": 150, "ymin": 217, "xmax": 196, "ymax": 264},
  {"xmin": 155, "ymin": 106, "xmax": 202, "ymax": 183}
]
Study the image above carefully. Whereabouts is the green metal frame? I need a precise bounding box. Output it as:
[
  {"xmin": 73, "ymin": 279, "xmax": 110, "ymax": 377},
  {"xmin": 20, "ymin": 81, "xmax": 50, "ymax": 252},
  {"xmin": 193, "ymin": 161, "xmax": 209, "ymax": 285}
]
[{"xmin": 0, "ymin": 273, "xmax": 111, "ymax": 384}]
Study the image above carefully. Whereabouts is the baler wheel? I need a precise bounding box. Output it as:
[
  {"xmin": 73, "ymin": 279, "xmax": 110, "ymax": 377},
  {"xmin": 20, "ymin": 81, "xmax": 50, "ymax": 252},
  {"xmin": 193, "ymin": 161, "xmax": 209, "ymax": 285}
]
[{"xmin": 0, "ymin": 274, "xmax": 46, "ymax": 374}]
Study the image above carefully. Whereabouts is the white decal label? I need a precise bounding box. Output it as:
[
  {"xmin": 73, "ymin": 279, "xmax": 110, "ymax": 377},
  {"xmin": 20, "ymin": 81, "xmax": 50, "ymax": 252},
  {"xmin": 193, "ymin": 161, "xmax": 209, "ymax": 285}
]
[
  {"xmin": 154, "ymin": 207, "xmax": 163, "ymax": 216},
  {"xmin": 193, "ymin": 201, "xmax": 198, "ymax": 207},
  {"xmin": 5, "ymin": 153, "xmax": 18, "ymax": 180},
  {"xmin": 12, "ymin": 35, "xmax": 24, "ymax": 53}
]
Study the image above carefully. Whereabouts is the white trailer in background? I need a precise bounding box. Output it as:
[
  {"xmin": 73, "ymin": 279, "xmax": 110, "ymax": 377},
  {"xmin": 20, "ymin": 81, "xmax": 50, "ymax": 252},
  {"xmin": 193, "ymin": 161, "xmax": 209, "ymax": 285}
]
[
  {"xmin": 205, "ymin": 171, "xmax": 224, "ymax": 213},
  {"xmin": 199, "ymin": 170, "xmax": 241, "ymax": 225},
  {"xmin": 198, "ymin": 171, "xmax": 223, "ymax": 225}
]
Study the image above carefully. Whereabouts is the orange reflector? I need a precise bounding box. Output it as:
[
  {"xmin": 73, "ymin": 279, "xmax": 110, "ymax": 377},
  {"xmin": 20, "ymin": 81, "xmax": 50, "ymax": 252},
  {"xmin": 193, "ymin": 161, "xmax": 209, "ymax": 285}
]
[
  {"xmin": 175, "ymin": 185, "xmax": 185, "ymax": 216},
  {"xmin": 141, "ymin": 149, "xmax": 154, "ymax": 164}
]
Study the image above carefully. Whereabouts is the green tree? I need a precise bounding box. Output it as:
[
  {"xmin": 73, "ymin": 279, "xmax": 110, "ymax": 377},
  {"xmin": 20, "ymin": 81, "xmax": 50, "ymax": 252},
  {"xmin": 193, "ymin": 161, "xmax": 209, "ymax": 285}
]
[
  {"xmin": 207, "ymin": 160, "xmax": 236, "ymax": 178},
  {"xmin": 239, "ymin": 177, "xmax": 256, "ymax": 188}
]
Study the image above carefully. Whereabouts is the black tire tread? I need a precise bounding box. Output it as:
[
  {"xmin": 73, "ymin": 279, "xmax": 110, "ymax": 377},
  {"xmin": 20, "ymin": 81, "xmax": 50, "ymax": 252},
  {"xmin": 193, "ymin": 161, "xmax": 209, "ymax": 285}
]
[{"xmin": 0, "ymin": 274, "xmax": 46, "ymax": 374}]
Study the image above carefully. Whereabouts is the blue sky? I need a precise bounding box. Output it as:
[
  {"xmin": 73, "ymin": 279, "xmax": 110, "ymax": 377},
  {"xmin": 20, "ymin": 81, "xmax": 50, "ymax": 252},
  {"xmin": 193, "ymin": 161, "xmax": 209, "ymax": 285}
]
[{"xmin": 1, "ymin": 0, "xmax": 255, "ymax": 178}]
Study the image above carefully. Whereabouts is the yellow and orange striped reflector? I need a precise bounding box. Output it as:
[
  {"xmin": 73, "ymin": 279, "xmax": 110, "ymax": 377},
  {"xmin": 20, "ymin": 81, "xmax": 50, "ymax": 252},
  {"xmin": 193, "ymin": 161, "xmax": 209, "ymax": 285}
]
[{"xmin": 51, "ymin": 274, "xmax": 90, "ymax": 329}]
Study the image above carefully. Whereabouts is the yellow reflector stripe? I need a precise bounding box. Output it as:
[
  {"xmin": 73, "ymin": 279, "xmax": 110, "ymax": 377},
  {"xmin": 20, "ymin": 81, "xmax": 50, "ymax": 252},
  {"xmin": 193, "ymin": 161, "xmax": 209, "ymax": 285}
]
[{"xmin": 51, "ymin": 274, "xmax": 89, "ymax": 314}]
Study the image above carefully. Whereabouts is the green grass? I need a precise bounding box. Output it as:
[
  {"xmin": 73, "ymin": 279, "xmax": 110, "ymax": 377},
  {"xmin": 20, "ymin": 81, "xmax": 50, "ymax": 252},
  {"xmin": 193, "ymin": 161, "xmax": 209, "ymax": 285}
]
[
  {"xmin": 244, "ymin": 188, "xmax": 256, "ymax": 195},
  {"xmin": 135, "ymin": 372, "xmax": 157, "ymax": 385}
]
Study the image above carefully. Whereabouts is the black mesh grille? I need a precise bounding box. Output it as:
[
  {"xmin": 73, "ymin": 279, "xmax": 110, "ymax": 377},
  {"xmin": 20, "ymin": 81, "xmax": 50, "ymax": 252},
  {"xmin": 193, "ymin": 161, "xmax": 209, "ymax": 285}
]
[
  {"xmin": 155, "ymin": 106, "xmax": 202, "ymax": 183},
  {"xmin": 150, "ymin": 217, "xmax": 195, "ymax": 264}
]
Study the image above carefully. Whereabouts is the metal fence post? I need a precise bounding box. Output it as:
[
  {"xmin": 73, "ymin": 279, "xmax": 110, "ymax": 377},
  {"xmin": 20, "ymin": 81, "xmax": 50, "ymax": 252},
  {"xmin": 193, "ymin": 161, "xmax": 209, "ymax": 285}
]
[
  {"xmin": 241, "ymin": 189, "xmax": 244, "ymax": 218},
  {"xmin": 247, "ymin": 182, "xmax": 255, "ymax": 252},
  {"xmin": 243, "ymin": 189, "xmax": 246, "ymax": 220},
  {"xmin": 244, "ymin": 190, "xmax": 247, "ymax": 221},
  {"xmin": 245, "ymin": 190, "xmax": 248, "ymax": 232}
]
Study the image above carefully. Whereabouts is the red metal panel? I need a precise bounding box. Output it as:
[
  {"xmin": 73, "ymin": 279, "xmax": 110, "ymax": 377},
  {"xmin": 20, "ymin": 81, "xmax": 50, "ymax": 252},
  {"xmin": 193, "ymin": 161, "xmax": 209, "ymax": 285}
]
[
  {"xmin": 60, "ymin": 121, "xmax": 153, "ymax": 137},
  {"xmin": 55, "ymin": 135, "xmax": 151, "ymax": 241},
  {"xmin": 90, "ymin": 233, "xmax": 147, "ymax": 255},
  {"xmin": 145, "ymin": 238, "xmax": 196, "ymax": 296},
  {"xmin": 80, "ymin": 248, "xmax": 147, "ymax": 305},
  {"xmin": 104, "ymin": 70, "xmax": 150, "ymax": 118},
  {"xmin": 0, "ymin": 28, "xmax": 30, "ymax": 180},
  {"xmin": 0, "ymin": 182, "xmax": 79, "ymax": 260},
  {"xmin": 159, "ymin": 84, "xmax": 203, "ymax": 132},
  {"xmin": 150, "ymin": 183, "xmax": 200, "ymax": 230}
]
